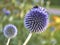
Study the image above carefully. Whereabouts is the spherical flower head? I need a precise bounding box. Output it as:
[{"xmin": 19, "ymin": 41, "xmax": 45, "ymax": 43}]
[
  {"xmin": 5, "ymin": 10, "xmax": 11, "ymax": 15},
  {"xmin": 3, "ymin": 24, "xmax": 18, "ymax": 38},
  {"xmin": 24, "ymin": 6, "xmax": 49, "ymax": 33},
  {"xmin": 2, "ymin": 8, "xmax": 11, "ymax": 15}
]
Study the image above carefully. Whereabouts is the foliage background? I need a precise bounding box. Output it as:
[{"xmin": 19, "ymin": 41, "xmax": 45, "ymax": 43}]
[{"xmin": 0, "ymin": 0, "xmax": 60, "ymax": 45}]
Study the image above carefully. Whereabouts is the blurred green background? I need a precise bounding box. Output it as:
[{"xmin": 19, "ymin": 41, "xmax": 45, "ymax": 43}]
[{"xmin": 0, "ymin": 0, "xmax": 60, "ymax": 45}]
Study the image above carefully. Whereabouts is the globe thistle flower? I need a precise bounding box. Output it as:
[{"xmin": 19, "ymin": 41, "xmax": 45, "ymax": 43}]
[
  {"xmin": 5, "ymin": 10, "xmax": 11, "ymax": 15},
  {"xmin": 24, "ymin": 6, "xmax": 49, "ymax": 33},
  {"xmin": 50, "ymin": 26, "xmax": 55, "ymax": 32},
  {"xmin": 3, "ymin": 24, "xmax": 17, "ymax": 38},
  {"xmin": 2, "ymin": 8, "xmax": 11, "ymax": 15}
]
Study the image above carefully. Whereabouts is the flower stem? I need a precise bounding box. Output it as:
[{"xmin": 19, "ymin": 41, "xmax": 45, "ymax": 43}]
[
  {"xmin": 23, "ymin": 32, "xmax": 32, "ymax": 45},
  {"xmin": 6, "ymin": 38, "xmax": 11, "ymax": 45}
]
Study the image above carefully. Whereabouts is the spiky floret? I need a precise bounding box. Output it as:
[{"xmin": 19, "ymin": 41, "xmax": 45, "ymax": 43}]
[
  {"xmin": 24, "ymin": 6, "xmax": 49, "ymax": 33},
  {"xmin": 3, "ymin": 24, "xmax": 17, "ymax": 38}
]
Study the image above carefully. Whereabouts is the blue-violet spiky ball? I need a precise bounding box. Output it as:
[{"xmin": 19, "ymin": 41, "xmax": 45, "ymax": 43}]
[
  {"xmin": 24, "ymin": 6, "xmax": 49, "ymax": 33},
  {"xmin": 3, "ymin": 24, "xmax": 18, "ymax": 38}
]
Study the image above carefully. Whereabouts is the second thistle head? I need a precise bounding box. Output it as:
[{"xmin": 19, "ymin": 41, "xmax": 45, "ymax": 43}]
[
  {"xmin": 24, "ymin": 6, "xmax": 49, "ymax": 33},
  {"xmin": 3, "ymin": 24, "xmax": 18, "ymax": 38}
]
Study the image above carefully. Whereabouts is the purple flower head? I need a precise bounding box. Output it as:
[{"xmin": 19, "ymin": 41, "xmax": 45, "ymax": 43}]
[
  {"xmin": 3, "ymin": 24, "xmax": 17, "ymax": 38},
  {"xmin": 2, "ymin": 8, "xmax": 11, "ymax": 15},
  {"xmin": 24, "ymin": 6, "xmax": 49, "ymax": 33},
  {"xmin": 5, "ymin": 10, "xmax": 11, "ymax": 15}
]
